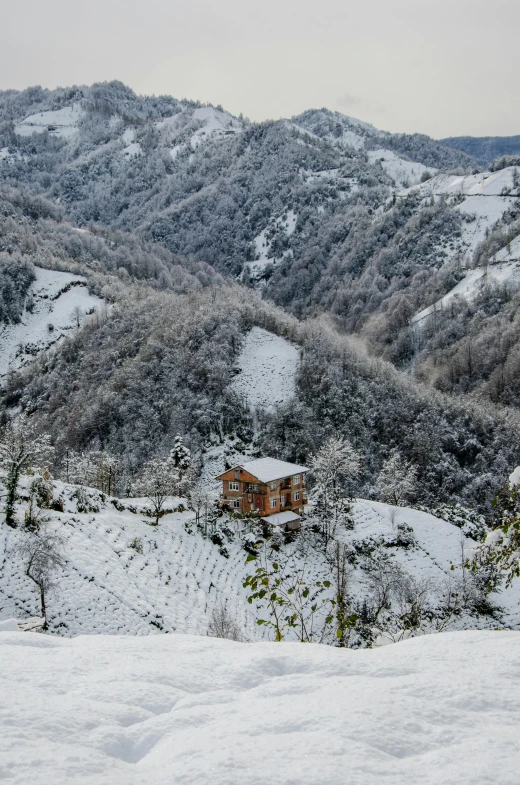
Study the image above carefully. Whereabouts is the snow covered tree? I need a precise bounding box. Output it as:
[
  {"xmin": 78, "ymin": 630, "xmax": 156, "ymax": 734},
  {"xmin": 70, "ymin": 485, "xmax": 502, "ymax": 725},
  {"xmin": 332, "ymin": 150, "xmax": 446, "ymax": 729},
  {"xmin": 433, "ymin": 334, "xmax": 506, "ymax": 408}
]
[
  {"xmin": 13, "ymin": 524, "xmax": 65, "ymax": 630},
  {"xmin": 311, "ymin": 436, "xmax": 361, "ymax": 499},
  {"xmin": 133, "ymin": 454, "xmax": 180, "ymax": 525},
  {"xmin": 65, "ymin": 450, "xmax": 120, "ymax": 495},
  {"xmin": 473, "ymin": 468, "xmax": 520, "ymax": 587},
  {"xmin": 309, "ymin": 436, "xmax": 360, "ymax": 544},
  {"xmin": 0, "ymin": 416, "xmax": 53, "ymax": 528},
  {"xmin": 188, "ymin": 482, "xmax": 217, "ymax": 534},
  {"xmin": 171, "ymin": 435, "xmax": 192, "ymax": 477},
  {"xmin": 376, "ymin": 450, "xmax": 418, "ymax": 506}
]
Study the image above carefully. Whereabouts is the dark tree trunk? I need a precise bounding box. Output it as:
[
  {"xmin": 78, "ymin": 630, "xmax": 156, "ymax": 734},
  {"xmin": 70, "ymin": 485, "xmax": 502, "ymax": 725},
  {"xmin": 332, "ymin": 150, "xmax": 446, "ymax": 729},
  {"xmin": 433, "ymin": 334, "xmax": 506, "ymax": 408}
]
[
  {"xmin": 40, "ymin": 585, "xmax": 47, "ymax": 631},
  {"xmin": 5, "ymin": 467, "xmax": 20, "ymax": 528}
]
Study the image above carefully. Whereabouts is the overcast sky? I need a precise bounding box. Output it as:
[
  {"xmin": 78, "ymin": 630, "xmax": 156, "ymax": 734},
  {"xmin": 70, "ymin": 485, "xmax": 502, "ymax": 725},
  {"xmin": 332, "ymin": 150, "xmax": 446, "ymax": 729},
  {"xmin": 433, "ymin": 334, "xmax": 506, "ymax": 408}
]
[{"xmin": 1, "ymin": 0, "xmax": 518, "ymax": 138}]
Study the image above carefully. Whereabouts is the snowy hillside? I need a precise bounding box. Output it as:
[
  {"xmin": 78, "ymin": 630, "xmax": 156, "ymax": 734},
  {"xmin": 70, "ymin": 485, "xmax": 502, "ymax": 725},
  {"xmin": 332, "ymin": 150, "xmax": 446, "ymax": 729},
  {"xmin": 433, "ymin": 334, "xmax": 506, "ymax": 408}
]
[
  {"xmin": 14, "ymin": 103, "xmax": 84, "ymax": 138},
  {"xmin": 2, "ymin": 475, "xmax": 518, "ymax": 638},
  {"xmin": 407, "ymin": 167, "xmax": 519, "ymax": 263},
  {"xmin": 412, "ymin": 261, "xmax": 520, "ymax": 325},
  {"xmin": 406, "ymin": 167, "xmax": 520, "ymax": 324},
  {"xmin": 230, "ymin": 327, "xmax": 299, "ymax": 411},
  {"xmin": 0, "ymin": 480, "xmax": 257, "ymax": 638},
  {"xmin": 0, "ymin": 267, "xmax": 104, "ymax": 379},
  {"xmin": 367, "ymin": 149, "xmax": 435, "ymax": 187},
  {"xmin": 1, "ymin": 629, "xmax": 519, "ymax": 785}
]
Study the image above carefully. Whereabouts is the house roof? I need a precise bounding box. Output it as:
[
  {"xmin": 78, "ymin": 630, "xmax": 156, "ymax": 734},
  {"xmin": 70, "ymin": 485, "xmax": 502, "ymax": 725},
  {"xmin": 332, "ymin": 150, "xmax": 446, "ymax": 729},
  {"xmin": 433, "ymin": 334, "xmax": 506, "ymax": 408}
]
[
  {"xmin": 217, "ymin": 457, "xmax": 309, "ymax": 484},
  {"xmin": 260, "ymin": 511, "xmax": 301, "ymax": 527}
]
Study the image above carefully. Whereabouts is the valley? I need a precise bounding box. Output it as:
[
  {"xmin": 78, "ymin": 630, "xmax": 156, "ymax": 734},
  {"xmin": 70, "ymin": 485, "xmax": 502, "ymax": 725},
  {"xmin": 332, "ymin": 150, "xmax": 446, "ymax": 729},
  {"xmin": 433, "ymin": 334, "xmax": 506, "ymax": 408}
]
[{"xmin": 0, "ymin": 79, "xmax": 519, "ymax": 785}]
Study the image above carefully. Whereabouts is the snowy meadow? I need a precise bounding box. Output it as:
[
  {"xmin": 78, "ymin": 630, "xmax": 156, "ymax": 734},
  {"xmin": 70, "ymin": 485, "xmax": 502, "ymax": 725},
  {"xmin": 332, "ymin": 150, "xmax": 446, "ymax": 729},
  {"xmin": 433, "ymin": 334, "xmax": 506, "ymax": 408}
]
[{"xmin": 1, "ymin": 630, "xmax": 519, "ymax": 785}]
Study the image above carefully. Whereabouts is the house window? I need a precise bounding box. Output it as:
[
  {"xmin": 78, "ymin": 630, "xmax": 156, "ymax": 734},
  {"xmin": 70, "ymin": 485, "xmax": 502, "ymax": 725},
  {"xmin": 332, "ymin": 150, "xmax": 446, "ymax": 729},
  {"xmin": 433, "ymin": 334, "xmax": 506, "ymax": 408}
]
[
  {"xmin": 281, "ymin": 495, "xmax": 286, "ymax": 507},
  {"xmin": 293, "ymin": 475, "xmax": 300, "ymax": 484},
  {"xmin": 270, "ymin": 482, "xmax": 276, "ymax": 491},
  {"xmin": 229, "ymin": 481, "xmax": 239, "ymax": 491},
  {"xmin": 234, "ymin": 469, "xmax": 240, "ymax": 480},
  {"xmin": 294, "ymin": 491, "xmax": 300, "ymax": 502},
  {"xmin": 230, "ymin": 499, "xmax": 240, "ymax": 509},
  {"xmin": 271, "ymin": 497, "xmax": 278, "ymax": 509}
]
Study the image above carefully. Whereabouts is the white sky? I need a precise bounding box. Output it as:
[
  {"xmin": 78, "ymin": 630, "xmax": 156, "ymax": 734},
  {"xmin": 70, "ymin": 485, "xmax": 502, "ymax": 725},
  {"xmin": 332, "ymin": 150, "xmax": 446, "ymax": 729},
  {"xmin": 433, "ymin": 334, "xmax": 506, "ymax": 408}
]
[{"xmin": 0, "ymin": 0, "xmax": 518, "ymax": 138}]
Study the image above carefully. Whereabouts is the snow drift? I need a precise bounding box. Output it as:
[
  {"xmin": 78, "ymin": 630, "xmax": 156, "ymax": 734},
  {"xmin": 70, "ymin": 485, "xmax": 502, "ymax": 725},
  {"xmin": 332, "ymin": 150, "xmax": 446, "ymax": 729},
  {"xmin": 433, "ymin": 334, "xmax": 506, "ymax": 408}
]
[{"xmin": 1, "ymin": 629, "xmax": 519, "ymax": 785}]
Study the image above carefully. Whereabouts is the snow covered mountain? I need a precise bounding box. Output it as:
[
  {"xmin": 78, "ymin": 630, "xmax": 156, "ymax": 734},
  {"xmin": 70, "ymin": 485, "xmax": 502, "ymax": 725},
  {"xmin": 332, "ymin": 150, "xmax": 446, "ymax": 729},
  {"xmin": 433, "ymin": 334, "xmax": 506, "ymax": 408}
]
[
  {"xmin": 440, "ymin": 134, "xmax": 520, "ymax": 166},
  {"xmin": 2, "ymin": 82, "xmax": 519, "ymax": 409},
  {"xmin": 0, "ymin": 266, "xmax": 104, "ymax": 378}
]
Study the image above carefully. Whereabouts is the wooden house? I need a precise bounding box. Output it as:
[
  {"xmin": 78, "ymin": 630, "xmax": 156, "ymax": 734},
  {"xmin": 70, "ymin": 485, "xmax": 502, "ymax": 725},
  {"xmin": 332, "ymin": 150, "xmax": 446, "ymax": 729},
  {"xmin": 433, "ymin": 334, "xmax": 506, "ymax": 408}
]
[{"xmin": 216, "ymin": 458, "xmax": 309, "ymax": 531}]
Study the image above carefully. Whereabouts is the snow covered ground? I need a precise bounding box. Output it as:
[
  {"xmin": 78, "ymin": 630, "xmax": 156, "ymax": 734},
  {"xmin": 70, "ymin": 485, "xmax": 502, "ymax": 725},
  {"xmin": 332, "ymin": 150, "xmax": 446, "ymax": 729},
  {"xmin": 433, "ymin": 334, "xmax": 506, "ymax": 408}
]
[
  {"xmin": 1, "ymin": 629, "xmax": 519, "ymax": 785},
  {"xmin": 412, "ymin": 260, "xmax": 520, "ymax": 324},
  {"xmin": 407, "ymin": 167, "xmax": 520, "ymax": 323},
  {"xmin": 230, "ymin": 327, "xmax": 299, "ymax": 411},
  {"xmin": 0, "ymin": 267, "xmax": 104, "ymax": 379},
  {"xmin": 2, "ymin": 476, "xmax": 519, "ymax": 638},
  {"xmin": 368, "ymin": 149, "xmax": 436, "ymax": 187},
  {"xmin": 14, "ymin": 103, "xmax": 84, "ymax": 138},
  {"xmin": 0, "ymin": 481, "xmax": 255, "ymax": 638}
]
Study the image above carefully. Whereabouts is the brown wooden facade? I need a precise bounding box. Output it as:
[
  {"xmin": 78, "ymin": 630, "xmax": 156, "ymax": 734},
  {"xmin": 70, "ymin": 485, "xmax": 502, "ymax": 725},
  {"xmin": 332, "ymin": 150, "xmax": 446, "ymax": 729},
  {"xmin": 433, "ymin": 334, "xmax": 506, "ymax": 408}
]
[{"xmin": 217, "ymin": 466, "xmax": 307, "ymax": 518}]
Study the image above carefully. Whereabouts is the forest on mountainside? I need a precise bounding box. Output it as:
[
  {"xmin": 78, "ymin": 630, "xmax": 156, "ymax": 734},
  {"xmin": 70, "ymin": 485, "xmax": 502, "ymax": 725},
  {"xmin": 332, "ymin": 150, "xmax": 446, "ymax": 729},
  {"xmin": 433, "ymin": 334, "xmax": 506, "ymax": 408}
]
[
  {"xmin": 4, "ymin": 266, "xmax": 519, "ymax": 513},
  {"xmin": 0, "ymin": 83, "xmax": 520, "ymax": 506}
]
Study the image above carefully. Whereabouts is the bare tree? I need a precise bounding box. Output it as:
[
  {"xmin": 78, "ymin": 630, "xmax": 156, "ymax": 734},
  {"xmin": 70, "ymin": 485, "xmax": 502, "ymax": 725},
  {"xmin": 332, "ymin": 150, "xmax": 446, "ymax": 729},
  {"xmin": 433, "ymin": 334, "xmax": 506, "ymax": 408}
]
[
  {"xmin": 14, "ymin": 525, "xmax": 65, "ymax": 631},
  {"xmin": 132, "ymin": 455, "xmax": 180, "ymax": 525},
  {"xmin": 376, "ymin": 450, "xmax": 417, "ymax": 506},
  {"xmin": 72, "ymin": 304, "xmax": 83, "ymax": 328},
  {"xmin": 309, "ymin": 436, "xmax": 361, "ymax": 545},
  {"xmin": 188, "ymin": 483, "xmax": 213, "ymax": 534},
  {"xmin": 208, "ymin": 601, "xmax": 243, "ymax": 641},
  {"xmin": 366, "ymin": 556, "xmax": 431, "ymax": 643}
]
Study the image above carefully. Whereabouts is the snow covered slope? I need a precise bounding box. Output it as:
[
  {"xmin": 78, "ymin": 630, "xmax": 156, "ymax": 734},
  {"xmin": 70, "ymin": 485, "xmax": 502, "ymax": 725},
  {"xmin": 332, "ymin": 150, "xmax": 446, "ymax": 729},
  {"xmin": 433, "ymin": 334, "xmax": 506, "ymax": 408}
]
[
  {"xmin": 406, "ymin": 167, "xmax": 519, "ymax": 262},
  {"xmin": 407, "ymin": 167, "xmax": 520, "ymax": 323},
  {"xmin": 0, "ymin": 267, "xmax": 104, "ymax": 378},
  {"xmin": 368, "ymin": 149, "xmax": 436, "ymax": 187},
  {"xmin": 14, "ymin": 103, "xmax": 84, "ymax": 138},
  {"xmin": 0, "ymin": 481, "xmax": 257, "ymax": 638},
  {"xmin": 412, "ymin": 260, "xmax": 520, "ymax": 324},
  {"xmin": 2, "ymin": 478, "xmax": 518, "ymax": 638},
  {"xmin": 230, "ymin": 327, "xmax": 299, "ymax": 411},
  {"xmin": 1, "ymin": 629, "xmax": 519, "ymax": 785}
]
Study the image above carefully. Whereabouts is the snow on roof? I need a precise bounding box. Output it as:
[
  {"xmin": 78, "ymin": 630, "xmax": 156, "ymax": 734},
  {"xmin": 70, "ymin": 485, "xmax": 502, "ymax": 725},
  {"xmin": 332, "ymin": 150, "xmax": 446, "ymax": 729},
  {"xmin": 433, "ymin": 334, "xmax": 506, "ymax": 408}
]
[
  {"xmin": 260, "ymin": 511, "xmax": 301, "ymax": 527},
  {"xmin": 234, "ymin": 457, "xmax": 308, "ymax": 483}
]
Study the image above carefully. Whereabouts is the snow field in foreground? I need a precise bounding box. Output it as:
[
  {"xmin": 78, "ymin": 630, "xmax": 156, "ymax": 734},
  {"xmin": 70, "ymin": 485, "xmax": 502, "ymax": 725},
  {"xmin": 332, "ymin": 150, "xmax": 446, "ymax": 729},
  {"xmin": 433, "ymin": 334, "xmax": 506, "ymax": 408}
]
[
  {"xmin": 1, "ymin": 630, "xmax": 519, "ymax": 785},
  {"xmin": 230, "ymin": 326, "xmax": 299, "ymax": 411}
]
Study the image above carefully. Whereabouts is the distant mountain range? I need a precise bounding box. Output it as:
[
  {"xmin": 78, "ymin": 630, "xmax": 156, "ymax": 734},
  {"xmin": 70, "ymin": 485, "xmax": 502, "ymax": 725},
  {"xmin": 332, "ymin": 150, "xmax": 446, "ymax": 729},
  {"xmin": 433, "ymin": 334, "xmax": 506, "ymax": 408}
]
[{"xmin": 439, "ymin": 135, "xmax": 520, "ymax": 166}]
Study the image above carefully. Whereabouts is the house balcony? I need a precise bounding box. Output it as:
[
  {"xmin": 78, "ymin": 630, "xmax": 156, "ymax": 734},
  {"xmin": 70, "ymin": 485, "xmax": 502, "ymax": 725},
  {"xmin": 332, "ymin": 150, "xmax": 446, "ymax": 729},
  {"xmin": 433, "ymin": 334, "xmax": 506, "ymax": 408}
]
[{"xmin": 244, "ymin": 485, "xmax": 267, "ymax": 494}]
